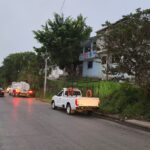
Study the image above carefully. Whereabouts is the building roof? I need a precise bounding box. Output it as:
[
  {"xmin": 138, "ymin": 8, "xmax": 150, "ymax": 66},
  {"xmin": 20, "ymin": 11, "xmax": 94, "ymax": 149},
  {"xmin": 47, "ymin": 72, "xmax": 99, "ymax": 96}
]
[{"xmin": 96, "ymin": 18, "xmax": 126, "ymax": 34}]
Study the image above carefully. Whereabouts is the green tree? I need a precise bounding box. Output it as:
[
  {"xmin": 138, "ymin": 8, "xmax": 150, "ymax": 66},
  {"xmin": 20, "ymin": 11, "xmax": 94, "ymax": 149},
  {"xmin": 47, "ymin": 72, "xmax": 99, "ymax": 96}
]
[
  {"xmin": 2, "ymin": 52, "xmax": 40, "ymax": 88},
  {"xmin": 0, "ymin": 66, "xmax": 6, "ymax": 87},
  {"xmin": 102, "ymin": 9, "xmax": 150, "ymax": 86},
  {"xmin": 33, "ymin": 13, "xmax": 92, "ymax": 75}
]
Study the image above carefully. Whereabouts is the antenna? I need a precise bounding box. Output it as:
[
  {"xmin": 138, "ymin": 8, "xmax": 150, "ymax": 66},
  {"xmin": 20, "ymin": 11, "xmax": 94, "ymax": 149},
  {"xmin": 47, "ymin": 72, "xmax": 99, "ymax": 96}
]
[{"xmin": 60, "ymin": 0, "xmax": 66, "ymax": 14}]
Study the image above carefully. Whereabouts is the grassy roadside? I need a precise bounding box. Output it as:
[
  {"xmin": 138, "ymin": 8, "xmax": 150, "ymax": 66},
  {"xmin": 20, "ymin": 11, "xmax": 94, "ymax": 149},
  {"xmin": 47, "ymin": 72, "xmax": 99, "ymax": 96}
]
[
  {"xmin": 35, "ymin": 79, "xmax": 150, "ymax": 121},
  {"xmin": 99, "ymin": 83, "xmax": 150, "ymax": 121},
  {"xmin": 35, "ymin": 90, "xmax": 52, "ymax": 103}
]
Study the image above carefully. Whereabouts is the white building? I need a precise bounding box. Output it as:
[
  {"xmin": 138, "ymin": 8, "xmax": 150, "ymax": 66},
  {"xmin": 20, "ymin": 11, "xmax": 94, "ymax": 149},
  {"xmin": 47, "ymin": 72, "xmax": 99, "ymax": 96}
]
[
  {"xmin": 48, "ymin": 66, "xmax": 67, "ymax": 80},
  {"xmin": 79, "ymin": 30, "xmax": 132, "ymax": 80},
  {"xmin": 79, "ymin": 36, "xmax": 109, "ymax": 79}
]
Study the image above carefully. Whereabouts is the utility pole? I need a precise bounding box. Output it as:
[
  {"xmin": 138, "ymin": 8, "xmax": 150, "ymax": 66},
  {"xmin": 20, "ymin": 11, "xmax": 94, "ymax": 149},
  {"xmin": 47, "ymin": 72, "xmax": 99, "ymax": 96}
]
[
  {"xmin": 106, "ymin": 53, "xmax": 110, "ymax": 81},
  {"xmin": 44, "ymin": 56, "xmax": 48, "ymax": 97}
]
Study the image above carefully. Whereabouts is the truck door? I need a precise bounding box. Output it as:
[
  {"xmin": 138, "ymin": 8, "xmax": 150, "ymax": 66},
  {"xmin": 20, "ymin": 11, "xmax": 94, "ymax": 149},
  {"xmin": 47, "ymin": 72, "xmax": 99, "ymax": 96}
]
[{"xmin": 55, "ymin": 90, "xmax": 63, "ymax": 107}]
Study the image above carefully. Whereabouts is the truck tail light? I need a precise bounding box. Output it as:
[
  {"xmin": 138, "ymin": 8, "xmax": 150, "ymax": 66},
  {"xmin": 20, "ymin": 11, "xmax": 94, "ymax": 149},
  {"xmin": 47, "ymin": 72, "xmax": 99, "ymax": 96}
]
[
  {"xmin": 15, "ymin": 89, "xmax": 20, "ymax": 93},
  {"xmin": 75, "ymin": 99, "xmax": 78, "ymax": 107},
  {"xmin": 13, "ymin": 89, "xmax": 16, "ymax": 94},
  {"xmin": 28, "ymin": 90, "xmax": 33, "ymax": 94}
]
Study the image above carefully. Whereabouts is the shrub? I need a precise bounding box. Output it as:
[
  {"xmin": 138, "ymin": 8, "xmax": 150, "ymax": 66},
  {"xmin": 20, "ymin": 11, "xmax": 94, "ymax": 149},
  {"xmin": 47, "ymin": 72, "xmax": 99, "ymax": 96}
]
[{"xmin": 100, "ymin": 83, "xmax": 150, "ymax": 120}]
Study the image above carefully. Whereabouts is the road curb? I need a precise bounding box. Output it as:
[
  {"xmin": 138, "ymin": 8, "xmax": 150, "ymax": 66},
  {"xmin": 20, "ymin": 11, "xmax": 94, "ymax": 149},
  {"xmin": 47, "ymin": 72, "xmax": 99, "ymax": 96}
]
[
  {"xmin": 35, "ymin": 98, "xmax": 50, "ymax": 103},
  {"xmin": 94, "ymin": 112, "xmax": 150, "ymax": 132}
]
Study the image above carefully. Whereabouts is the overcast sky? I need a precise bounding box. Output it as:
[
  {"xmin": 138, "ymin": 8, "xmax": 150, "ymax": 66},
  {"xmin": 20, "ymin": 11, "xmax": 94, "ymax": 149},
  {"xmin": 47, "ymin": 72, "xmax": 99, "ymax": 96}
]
[{"xmin": 0, "ymin": 0, "xmax": 150, "ymax": 65}]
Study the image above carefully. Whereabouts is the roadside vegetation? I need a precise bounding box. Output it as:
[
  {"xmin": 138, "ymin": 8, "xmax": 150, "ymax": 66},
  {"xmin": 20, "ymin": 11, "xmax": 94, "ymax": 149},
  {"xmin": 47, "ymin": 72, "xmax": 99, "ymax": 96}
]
[
  {"xmin": 0, "ymin": 52, "xmax": 42, "ymax": 87},
  {"xmin": 33, "ymin": 13, "xmax": 92, "ymax": 75},
  {"xmin": 39, "ymin": 79, "xmax": 150, "ymax": 121},
  {"xmin": 102, "ymin": 8, "xmax": 150, "ymax": 86},
  {"xmin": 100, "ymin": 83, "xmax": 150, "ymax": 121}
]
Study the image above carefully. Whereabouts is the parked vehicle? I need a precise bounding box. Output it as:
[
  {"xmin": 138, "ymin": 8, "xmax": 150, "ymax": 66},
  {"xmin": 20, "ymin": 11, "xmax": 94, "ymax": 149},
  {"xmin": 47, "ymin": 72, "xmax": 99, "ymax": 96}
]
[
  {"xmin": 0, "ymin": 87, "xmax": 4, "ymax": 97},
  {"xmin": 51, "ymin": 88, "xmax": 100, "ymax": 115},
  {"xmin": 9, "ymin": 81, "xmax": 35, "ymax": 97}
]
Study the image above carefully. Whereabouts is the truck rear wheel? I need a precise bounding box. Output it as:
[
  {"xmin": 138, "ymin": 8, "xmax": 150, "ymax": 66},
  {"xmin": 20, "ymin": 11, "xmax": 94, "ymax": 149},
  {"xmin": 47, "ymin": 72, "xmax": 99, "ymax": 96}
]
[{"xmin": 66, "ymin": 104, "xmax": 71, "ymax": 114}]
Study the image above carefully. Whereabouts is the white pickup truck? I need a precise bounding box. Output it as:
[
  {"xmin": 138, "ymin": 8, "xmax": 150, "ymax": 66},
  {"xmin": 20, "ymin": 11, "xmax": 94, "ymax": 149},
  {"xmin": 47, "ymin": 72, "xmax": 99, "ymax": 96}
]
[{"xmin": 51, "ymin": 88, "xmax": 100, "ymax": 115}]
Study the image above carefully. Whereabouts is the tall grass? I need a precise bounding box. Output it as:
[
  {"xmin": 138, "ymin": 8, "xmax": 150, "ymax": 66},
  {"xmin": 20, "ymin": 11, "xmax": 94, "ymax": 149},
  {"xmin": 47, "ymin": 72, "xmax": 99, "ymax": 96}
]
[{"xmin": 96, "ymin": 81, "xmax": 121, "ymax": 98}]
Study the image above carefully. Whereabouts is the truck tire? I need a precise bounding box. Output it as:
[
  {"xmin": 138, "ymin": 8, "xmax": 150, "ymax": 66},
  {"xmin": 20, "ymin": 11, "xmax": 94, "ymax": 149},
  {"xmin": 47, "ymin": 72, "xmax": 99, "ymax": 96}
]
[
  {"xmin": 51, "ymin": 101, "xmax": 57, "ymax": 110},
  {"xmin": 66, "ymin": 104, "xmax": 74, "ymax": 115},
  {"xmin": 66, "ymin": 104, "xmax": 71, "ymax": 114}
]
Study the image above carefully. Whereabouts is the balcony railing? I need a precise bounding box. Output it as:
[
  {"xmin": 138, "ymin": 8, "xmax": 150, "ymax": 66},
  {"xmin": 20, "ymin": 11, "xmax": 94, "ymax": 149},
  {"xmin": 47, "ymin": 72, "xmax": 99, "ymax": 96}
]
[{"xmin": 79, "ymin": 50, "xmax": 97, "ymax": 61}]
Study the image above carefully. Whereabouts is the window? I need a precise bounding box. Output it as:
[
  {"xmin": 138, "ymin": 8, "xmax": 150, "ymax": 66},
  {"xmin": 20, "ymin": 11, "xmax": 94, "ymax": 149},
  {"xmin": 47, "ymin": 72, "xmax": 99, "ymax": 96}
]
[
  {"xmin": 88, "ymin": 61, "xmax": 93, "ymax": 69},
  {"xmin": 57, "ymin": 91, "xmax": 63, "ymax": 96},
  {"xmin": 102, "ymin": 56, "xmax": 107, "ymax": 64},
  {"xmin": 65, "ymin": 91, "xmax": 69, "ymax": 96},
  {"xmin": 73, "ymin": 91, "xmax": 81, "ymax": 96}
]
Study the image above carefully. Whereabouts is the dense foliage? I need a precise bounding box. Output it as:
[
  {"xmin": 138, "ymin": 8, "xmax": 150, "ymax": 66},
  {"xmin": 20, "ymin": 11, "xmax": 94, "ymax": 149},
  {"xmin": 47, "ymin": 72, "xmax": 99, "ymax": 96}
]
[
  {"xmin": 100, "ymin": 83, "xmax": 150, "ymax": 120},
  {"xmin": 1, "ymin": 52, "xmax": 41, "ymax": 88},
  {"xmin": 33, "ymin": 13, "xmax": 92, "ymax": 74},
  {"xmin": 102, "ymin": 9, "xmax": 150, "ymax": 87}
]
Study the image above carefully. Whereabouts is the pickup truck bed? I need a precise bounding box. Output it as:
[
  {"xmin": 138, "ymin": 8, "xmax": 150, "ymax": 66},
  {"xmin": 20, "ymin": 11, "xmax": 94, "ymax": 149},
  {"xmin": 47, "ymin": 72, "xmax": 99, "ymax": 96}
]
[{"xmin": 77, "ymin": 97, "xmax": 99, "ymax": 107}]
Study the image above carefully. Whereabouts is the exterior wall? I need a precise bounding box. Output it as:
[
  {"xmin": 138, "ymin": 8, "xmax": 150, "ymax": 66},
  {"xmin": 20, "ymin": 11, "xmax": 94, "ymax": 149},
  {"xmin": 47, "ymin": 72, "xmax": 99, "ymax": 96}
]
[{"xmin": 82, "ymin": 59, "xmax": 104, "ymax": 78}]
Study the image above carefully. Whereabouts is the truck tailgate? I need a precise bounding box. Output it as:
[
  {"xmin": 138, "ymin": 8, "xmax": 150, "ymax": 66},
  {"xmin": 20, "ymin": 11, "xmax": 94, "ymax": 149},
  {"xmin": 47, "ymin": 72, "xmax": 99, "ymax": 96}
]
[{"xmin": 77, "ymin": 97, "xmax": 100, "ymax": 107}]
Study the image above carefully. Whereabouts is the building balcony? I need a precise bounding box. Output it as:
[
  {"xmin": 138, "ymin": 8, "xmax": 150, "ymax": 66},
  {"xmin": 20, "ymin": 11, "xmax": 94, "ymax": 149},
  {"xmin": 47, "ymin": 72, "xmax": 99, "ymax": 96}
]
[{"xmin": 79, "ymin": 50, "xmax": 98, "ymax": 61}]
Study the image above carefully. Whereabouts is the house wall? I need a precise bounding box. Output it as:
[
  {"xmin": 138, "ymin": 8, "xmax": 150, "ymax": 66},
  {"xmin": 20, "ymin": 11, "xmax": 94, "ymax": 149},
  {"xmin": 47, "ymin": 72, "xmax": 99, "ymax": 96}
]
[{"xmin": 82, "ymin": 59, "xmax": 104, "ymax": 78}]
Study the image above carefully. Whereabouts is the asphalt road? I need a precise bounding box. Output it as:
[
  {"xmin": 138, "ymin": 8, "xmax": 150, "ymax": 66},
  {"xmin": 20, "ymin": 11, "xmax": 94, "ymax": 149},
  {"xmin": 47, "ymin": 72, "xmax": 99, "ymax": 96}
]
[{"xmin": 0, "ymin": 95, "xmax": 150, "ymax": 150}]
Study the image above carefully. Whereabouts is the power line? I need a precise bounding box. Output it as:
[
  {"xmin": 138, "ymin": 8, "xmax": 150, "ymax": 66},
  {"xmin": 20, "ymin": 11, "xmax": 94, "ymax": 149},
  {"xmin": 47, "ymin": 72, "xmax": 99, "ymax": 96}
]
[{"xmin": 60, "ymin": 0, "xmax": 66, "ymax": 14}]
